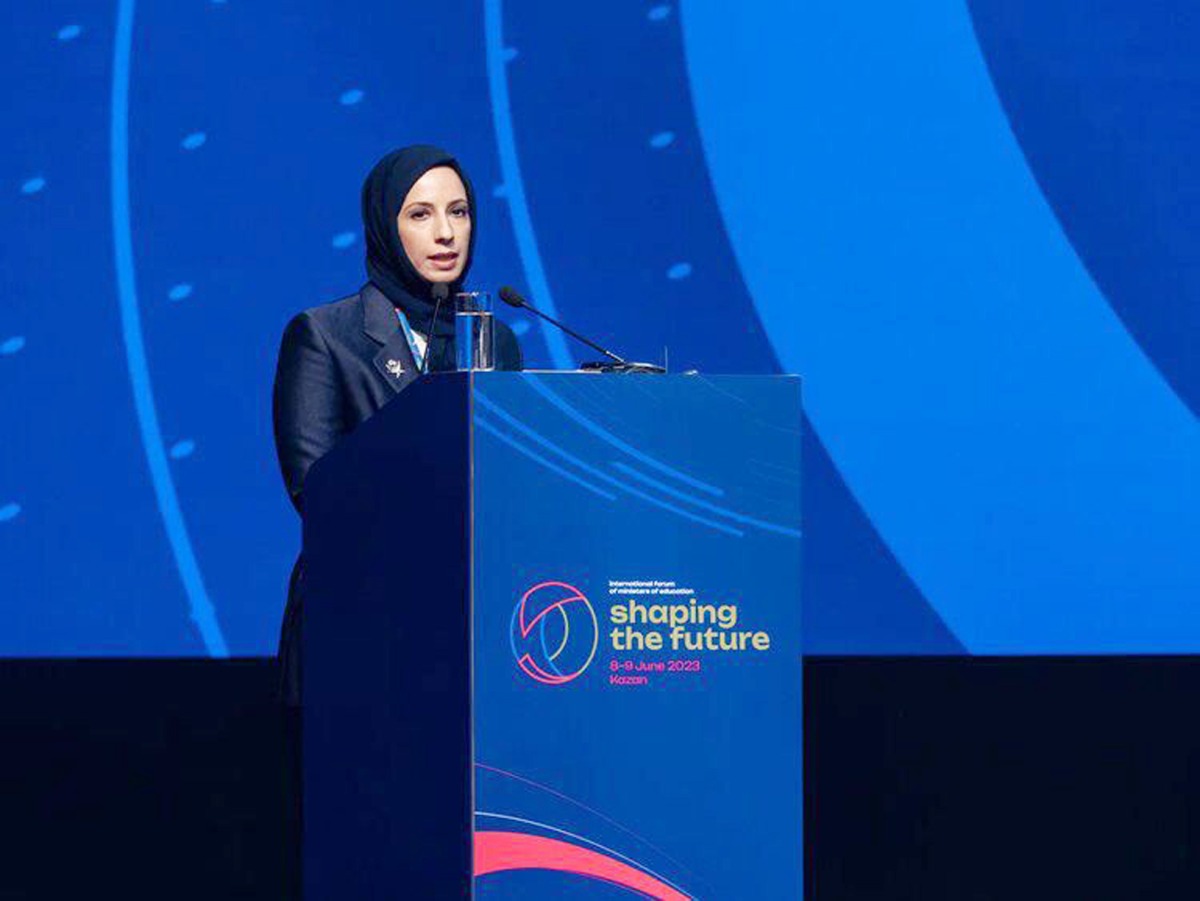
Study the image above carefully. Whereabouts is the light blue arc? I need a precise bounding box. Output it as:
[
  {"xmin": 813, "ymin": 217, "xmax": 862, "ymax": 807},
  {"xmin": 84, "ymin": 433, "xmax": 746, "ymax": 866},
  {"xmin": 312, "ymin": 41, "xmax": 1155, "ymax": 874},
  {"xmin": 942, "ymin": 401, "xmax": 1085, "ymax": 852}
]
[
  {"xmin": 483, "ymin": 0, "xmax": 575, "ymax": 370},
  {"xmin": 475, "ymin": 415, "xmax": 617, "ymax": 501},
  {"xmin": 524, "ymin": 376, "xmax": 726, "ymax": 497},
  {"xmin": 111, "ymin": 0, "xmax": 228, "ymax": 656},
  {"xmin": 475, "ymin": 390, "xmax": 743, "ymax": 536},
  {"xmin": 681, "ymin": 0, "xmax": 1200, "ymax": 652}
]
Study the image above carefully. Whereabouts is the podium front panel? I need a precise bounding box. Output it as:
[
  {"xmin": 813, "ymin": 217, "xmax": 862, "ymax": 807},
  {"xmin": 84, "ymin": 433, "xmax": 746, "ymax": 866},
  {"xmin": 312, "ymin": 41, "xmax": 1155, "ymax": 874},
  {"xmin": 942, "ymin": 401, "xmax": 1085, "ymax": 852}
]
[
  {"xmin": 471, "ymin": 373, "xmax": 803, "ymax": 900},
  {"xmin": 303, "ymin": 375, "xmax": 474, "ymax": 898}
]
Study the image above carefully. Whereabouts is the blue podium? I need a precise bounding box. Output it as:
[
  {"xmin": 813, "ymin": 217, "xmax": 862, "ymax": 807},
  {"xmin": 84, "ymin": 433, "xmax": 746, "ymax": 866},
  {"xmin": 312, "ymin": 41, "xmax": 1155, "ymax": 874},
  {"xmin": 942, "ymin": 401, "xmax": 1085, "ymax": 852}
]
[{"xmin": 303, "ymin": 372, "xmax": 802, "ymax": 899}]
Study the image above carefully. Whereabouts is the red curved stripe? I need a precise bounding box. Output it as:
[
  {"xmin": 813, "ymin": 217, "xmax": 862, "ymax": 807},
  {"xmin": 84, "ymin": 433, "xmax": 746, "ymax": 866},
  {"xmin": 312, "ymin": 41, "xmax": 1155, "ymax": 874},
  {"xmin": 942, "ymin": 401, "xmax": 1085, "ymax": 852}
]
[
  {"xmin": 517, "ymin": 652, "xmax": 574, "ymax": 685},
  {"xmin": 474, "ymin": 831, "xmax": 689, "ymax": 900}
]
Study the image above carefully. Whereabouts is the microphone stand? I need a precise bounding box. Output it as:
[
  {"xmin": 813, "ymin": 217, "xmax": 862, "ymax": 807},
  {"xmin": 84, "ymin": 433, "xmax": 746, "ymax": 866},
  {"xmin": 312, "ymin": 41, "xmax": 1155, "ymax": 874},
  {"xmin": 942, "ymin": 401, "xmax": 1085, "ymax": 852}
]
[{"xmin": 499, "ymin": 288, "xmax": 665, "ymax": 374}]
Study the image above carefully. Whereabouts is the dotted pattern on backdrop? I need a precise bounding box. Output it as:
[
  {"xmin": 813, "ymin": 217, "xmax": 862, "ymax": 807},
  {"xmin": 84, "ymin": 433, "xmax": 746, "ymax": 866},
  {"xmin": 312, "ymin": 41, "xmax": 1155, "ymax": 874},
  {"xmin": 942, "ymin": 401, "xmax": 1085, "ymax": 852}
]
[{"xmin": 0, "ymin": 1, "xmax": 1194, "ymax": 655}]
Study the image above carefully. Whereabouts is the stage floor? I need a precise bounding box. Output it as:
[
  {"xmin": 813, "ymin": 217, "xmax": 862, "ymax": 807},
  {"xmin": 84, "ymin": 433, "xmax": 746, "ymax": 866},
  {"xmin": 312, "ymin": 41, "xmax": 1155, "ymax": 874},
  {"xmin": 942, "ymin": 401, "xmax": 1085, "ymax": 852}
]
[{"xmin": 1, "ymin": 657, "xmax": 1196, "ymax": 899}]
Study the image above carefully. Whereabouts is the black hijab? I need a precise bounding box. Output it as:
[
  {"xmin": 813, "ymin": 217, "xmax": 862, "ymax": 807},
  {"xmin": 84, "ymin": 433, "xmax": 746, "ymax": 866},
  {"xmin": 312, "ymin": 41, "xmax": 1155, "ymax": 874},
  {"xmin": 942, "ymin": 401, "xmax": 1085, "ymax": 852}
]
[{"xmin": 361, "ymin": 145, "xmax": 476, "ymax": 348}]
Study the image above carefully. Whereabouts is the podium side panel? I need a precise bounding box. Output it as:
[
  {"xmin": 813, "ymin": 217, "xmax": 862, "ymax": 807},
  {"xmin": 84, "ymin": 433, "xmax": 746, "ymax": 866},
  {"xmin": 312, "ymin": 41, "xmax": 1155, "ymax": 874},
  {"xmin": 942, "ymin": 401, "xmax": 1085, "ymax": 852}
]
[
  {"xmin": 304, "ymin": 374, "xmax": 473, "ymax": 897},
  {"xmin": 470, "ymin": 373, "xmax": 803, "ymax": 900}
]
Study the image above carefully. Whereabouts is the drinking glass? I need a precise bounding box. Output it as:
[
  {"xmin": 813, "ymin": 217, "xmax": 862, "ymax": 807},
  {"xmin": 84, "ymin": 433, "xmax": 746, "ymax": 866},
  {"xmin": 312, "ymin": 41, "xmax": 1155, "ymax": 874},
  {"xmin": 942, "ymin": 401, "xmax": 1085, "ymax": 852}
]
[{"xmin": 455, "ymin": 291, "xmax": 495, "ymax": 371}]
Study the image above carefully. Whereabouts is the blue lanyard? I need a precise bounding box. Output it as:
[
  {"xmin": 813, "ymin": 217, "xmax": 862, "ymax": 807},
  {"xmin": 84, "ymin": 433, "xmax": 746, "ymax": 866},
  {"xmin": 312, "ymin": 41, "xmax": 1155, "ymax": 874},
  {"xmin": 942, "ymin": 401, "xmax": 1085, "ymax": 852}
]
[{"xmin": 395, "ymin": 309, "xmax": 425, "ymax": 371}]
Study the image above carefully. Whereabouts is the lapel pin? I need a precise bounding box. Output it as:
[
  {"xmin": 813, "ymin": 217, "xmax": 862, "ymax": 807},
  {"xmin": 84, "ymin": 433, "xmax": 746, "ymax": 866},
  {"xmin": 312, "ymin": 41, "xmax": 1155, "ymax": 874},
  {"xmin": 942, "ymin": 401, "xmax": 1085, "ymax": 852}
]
[{"xmin": 385, "ymin": 359, "xmax": 404, "ymax": 377}]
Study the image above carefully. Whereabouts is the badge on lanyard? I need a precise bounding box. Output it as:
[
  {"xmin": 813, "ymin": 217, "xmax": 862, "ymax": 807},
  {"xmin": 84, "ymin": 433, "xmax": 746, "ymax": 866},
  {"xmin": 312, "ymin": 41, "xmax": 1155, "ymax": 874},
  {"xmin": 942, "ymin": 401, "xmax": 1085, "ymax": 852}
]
[{"xmin": 395, "ymin": 309, "xmax": 425, "ymax": 372}]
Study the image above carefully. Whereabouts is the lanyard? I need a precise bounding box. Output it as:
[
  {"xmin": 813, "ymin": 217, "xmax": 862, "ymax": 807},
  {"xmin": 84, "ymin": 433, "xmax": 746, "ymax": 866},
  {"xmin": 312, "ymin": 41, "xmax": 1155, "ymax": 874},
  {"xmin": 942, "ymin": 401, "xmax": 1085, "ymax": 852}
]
[{"xmin": 395, "ymin": 308, "xmax": 426, "ymax": 372}]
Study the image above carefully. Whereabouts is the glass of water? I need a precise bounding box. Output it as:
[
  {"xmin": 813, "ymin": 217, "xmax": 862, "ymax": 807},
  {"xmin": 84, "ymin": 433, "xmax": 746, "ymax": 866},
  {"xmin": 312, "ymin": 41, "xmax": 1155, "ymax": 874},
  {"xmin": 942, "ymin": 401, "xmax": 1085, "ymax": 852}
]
[{"xmin": 455, "ymin": 291, "xmax": 495, "ymax": 371}]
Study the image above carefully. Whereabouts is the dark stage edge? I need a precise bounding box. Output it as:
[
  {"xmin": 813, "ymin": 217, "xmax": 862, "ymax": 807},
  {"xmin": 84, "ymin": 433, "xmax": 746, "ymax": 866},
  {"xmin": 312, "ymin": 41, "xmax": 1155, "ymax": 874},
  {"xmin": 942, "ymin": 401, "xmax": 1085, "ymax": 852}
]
[{"xmin": 1, "ymin": 657, "xmax": 1197, "ymax": 899}]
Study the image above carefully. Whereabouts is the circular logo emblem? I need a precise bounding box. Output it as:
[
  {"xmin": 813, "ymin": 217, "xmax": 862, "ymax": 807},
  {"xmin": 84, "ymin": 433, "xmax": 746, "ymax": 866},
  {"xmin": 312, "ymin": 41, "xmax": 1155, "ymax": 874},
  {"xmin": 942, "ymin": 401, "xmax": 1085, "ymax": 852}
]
[{"xmin": 510, "ymin": 581, "xmax": 599, "ymax": 685}]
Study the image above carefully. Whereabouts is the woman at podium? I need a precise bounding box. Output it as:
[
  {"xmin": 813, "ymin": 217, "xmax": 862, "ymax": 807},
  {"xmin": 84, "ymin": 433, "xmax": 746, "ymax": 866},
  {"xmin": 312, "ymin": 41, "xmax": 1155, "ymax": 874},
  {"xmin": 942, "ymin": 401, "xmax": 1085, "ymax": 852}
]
[{"xmin": 271, "ymin": 145, "xmax": 523, "ymax": 704}]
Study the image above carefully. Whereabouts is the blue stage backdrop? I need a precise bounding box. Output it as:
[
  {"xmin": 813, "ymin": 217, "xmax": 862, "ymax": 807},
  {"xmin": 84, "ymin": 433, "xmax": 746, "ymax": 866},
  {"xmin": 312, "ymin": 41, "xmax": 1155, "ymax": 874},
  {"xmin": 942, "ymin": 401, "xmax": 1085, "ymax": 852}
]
[{"xmin": 1, "ymin": 1, "xmax": 1196, "ymax": 656}]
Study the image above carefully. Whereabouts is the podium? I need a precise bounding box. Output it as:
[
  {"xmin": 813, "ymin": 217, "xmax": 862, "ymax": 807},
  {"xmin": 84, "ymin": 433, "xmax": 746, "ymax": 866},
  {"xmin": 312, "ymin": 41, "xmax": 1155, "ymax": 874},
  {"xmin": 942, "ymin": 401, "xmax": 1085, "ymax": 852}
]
[{"xmin": 303, "ymin": 372, "xmax": 802, "ymax": 899}]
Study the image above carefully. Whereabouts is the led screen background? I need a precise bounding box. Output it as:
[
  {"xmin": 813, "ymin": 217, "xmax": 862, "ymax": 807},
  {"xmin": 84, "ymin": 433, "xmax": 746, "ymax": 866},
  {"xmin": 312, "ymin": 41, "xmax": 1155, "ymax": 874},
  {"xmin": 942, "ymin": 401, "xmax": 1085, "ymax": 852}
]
[{"xmin": 1, "ymin": 0, "xmax": 1196, "ymax": 656}]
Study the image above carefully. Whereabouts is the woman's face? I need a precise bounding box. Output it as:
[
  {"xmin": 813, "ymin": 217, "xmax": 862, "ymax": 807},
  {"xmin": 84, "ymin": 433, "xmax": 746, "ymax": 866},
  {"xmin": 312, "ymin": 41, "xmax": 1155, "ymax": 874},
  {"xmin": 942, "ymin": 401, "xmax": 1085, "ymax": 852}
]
[{"xmin": 396, "ymin": 166, "xmax": 471, "ymax": 283}]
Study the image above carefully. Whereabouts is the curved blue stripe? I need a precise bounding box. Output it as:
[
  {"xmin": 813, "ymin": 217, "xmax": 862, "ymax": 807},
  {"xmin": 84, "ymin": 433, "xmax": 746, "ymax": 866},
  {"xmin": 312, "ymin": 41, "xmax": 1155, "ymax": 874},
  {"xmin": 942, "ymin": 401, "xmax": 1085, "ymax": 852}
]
[
  {"xmin": 475, "ymin": 392, "xmax": 743, "ymax": 537},
  {"xmin": 111, "ymin": 0, "xmax": 228, "ymax": 657},
  {"xmin": 539, "ymin": 607, "xmax": 564, "ymax": 676},
  {"xmin": 475, "ymin": 416, "xmax": 617, "ymax": 501},
  {"xmin": 477, "ymin": 391, "xmax": 641, "ymax": 487},
  {"xmin": 683, "ymin": 1, "xmax": 1200, "ymax": 652},
  {"xmin": 523, "ymin": 376, "xmax": 726, "ymax": 497},
  {"xmin": 483, "ymin": 0, "xmax": 575, "ymax": 370},
  {"xmin": 611, "ymin": 462, "xmax": 801, "ymax": 538},
  {"xmin": 506, "ymin": 599, "xmax": 572, "ymax": 681}
]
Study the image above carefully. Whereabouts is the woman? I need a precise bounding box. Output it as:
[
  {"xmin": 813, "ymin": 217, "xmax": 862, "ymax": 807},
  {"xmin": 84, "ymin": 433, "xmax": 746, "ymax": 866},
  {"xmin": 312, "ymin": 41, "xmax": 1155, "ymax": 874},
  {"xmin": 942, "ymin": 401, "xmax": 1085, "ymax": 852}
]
[{"xmin": 272, "ymin": 145, "xmax": 523, "ymax": 705}]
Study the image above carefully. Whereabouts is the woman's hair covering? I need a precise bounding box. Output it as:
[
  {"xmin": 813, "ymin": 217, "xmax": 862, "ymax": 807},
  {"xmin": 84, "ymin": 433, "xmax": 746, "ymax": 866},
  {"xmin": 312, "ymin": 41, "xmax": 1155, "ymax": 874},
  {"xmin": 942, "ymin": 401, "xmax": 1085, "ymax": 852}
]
[{"xmin": 361, "ymin": 144, "xmax": 476, "ymax": 341}]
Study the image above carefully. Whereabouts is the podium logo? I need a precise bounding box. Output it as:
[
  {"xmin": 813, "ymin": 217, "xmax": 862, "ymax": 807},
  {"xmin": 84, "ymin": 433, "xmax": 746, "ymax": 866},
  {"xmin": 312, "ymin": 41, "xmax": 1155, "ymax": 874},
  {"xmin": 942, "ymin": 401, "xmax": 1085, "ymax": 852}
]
[{"xmin": 510, "ymin": 581, "xmax": 599, "ymax": 685}]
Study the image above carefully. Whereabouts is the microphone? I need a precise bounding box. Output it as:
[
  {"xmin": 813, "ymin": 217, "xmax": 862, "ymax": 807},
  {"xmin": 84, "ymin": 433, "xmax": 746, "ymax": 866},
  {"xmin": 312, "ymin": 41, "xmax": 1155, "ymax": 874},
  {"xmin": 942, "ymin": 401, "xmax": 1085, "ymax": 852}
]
[
  {"xmin": 422, "ymin": 283, "xmax": 450, "ymax": 375},
  {"xmin": 498, "ymin": 286, "xmax": 664, "ymax": 373}
]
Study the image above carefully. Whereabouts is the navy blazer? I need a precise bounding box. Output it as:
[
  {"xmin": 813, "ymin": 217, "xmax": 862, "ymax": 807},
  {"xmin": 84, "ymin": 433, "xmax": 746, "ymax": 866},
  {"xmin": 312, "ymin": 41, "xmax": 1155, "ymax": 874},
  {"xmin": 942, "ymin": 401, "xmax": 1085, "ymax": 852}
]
[{"xmin": 272, "ymin": 283, "xmax": 522, "ymax": 702}]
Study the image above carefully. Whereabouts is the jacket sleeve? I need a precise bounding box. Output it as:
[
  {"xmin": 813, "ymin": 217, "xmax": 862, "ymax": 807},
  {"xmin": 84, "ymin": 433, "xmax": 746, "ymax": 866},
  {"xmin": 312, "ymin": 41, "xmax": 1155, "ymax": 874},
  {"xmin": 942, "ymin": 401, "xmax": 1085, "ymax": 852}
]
[{"xmin": 272, "ymin": 312, "xmax": 345, "ymax": 513}]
